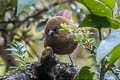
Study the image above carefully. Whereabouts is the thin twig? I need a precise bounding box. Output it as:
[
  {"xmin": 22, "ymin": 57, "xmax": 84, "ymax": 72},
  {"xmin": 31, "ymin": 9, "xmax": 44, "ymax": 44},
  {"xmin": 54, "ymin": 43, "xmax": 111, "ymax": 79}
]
[
  {"xmin": 85, "ymin": 47, "xmax": 96, "ymax": 55},
  {"xmin": 25, "ymin": 41, "xmax": 40, "ymax": 59},
  {"xmin": 110, "ymin": 68, "xmax": 120, "ymax": 80},
  {"xmin": 100, "ymin": 59, "xmax": 105, "ymax": 80},
  {"xmin": 0, "ymin": 1, "xmax": 68, "ymax": 24}
]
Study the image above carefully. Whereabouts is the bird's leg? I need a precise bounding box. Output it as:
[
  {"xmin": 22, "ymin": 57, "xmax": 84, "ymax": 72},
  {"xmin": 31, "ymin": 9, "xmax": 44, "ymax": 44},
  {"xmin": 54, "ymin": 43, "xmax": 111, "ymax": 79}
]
[
  {"xmin": 68, "ymin": 55, "xmax": 78, "ymax": 74},
  {"xmin": 68, "ymin": 55, "xmax": 75, "ymax": 67}
]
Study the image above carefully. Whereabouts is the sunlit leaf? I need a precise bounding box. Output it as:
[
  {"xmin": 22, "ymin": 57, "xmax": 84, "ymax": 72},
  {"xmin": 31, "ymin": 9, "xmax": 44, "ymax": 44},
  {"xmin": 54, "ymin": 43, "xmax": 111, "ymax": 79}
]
[
  {"xmin": 100, "ymin": 0, "xmax": 115, "ymax": 10},
  {"xmin": 72, "ymin": 28, "xmax": 79, "ymax": 33},
  {"xmin": 60, "ymin": 23, "xmax": 71, "ymax": 31},
  {"xmin": 20, "ymin": 64, "xmax": 26, "ymax": 69},
  {"xmin": 96, "ymin": 28, "xmax": 120, "ymax": 64},
  {"xmin": 88, "ymin": 38, "xmax": 95, "ymax": 43},
  {"xmin": 109, "ymin": 44, "xmax": 120, "ymax": 65},
  {"xmin": 75, "ymin": 34, "xmax": 82, "ymax": 41}
]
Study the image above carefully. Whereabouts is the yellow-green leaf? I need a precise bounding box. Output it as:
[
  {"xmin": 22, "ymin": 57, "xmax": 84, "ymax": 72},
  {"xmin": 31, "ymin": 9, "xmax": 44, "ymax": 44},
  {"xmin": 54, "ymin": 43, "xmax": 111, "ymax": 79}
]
[{"xmin": 109, "ymin": 44, "xmax": 120, "ymax": 65}]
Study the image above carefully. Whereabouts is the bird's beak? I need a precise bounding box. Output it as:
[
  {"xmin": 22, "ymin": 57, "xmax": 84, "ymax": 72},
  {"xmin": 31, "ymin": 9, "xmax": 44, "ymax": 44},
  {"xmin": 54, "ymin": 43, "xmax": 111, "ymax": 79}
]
[{"xmin": 48, "ymin": 29, "xmax": 54, "ymax": 35}]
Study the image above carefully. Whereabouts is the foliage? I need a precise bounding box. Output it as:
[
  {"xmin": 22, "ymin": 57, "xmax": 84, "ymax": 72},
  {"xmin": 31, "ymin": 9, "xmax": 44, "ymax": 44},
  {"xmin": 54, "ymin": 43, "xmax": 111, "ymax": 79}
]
[
  {"xmin": 75, "ymin": 0, "xmax": 120, "ymax": 79},
  {"xmin": 100, "ymin": 0, "xmax": 115, "ymax": 10},
  {"xmin": 60, "ymin": 23, "xmax": 95, "ymax": 44},
  {"xmin": 80, "ymin": 14, "xmax": 120, "ymax": 29},
  {"xmin": 6, "ymin": 43, "xmax": 31, "ymax": 69},
  {"xmin": 77, "ymin": 0, "xmax": 120, "ymax": 29},
  {"xmin": 75, "ymin": 66, "xmax": 94, "ymax": 80}
]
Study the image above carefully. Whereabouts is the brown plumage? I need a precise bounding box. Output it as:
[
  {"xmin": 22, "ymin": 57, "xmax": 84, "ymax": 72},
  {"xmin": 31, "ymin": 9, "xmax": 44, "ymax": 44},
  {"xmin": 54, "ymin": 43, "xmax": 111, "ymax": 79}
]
[{"xmin": 44, "ymin": 10, "xmax": 78, "ymax": 55}]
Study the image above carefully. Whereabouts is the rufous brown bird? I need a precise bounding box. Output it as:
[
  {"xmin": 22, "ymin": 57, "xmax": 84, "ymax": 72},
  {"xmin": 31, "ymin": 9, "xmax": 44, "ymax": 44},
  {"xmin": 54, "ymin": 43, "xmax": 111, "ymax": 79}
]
[
  {"xmin": 44, "ymin": 10, "xmax": 78, "ymax": 55},
  {"xmin": 44, "ymin": 10, "xmax": 78, "ymax": 73}
]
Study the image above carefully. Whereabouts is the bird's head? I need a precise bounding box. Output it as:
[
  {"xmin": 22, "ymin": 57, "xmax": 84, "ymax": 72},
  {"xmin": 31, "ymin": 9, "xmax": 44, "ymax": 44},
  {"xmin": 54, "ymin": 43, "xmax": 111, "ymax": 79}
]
[
  {"xmin": 45, "ymin": 10, "xmax": 75, "ymax": 36},
  {"xmin": 45, "ymin": 16, "xmax": 75, "ymax": 37}
]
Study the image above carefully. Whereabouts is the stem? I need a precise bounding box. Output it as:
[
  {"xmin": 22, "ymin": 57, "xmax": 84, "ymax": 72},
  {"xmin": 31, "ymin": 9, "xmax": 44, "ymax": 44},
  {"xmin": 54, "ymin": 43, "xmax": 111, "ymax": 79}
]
[
  {"xmin": 98, "ymin": 28, "xmax": 106, "ymax": 80},
  {"xmin": 109, "ymin": 28, "xmax": 112, "ymax": 34},
  {"xmin": 99, "ymin": 59, "xmax": 105, "ymax": 80},
  {"xmin": 98, "ymin": 28, "xmax": 102, "ymax": 41},
  {"xmin": 85, "ymin": 47, "xmax": 96, "ymax": 55},
  {"xmin": 99, "ymin": 73, "xmax": 105, "ymax": 80},
  {"xmin": 99, "ymin": 64, "xmax": 112, "ymax": 80},
  {"xmin": 25, "ymin": 41, "xmax": 40, "ymax": 59}
]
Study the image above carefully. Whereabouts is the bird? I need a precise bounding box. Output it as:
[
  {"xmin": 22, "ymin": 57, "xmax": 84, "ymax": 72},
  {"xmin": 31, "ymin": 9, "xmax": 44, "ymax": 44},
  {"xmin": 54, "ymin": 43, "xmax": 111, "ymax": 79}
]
[
  {"xmin": 44, "ymin": 10, "xmax": 78, "ymax": 71},
  {"xmin": 40, "ymin": 47, "xmax": 54, "ymax": 63},
  {"xmin": 44, "ymin": 10, "xmax": 78, "ymax": 55}
]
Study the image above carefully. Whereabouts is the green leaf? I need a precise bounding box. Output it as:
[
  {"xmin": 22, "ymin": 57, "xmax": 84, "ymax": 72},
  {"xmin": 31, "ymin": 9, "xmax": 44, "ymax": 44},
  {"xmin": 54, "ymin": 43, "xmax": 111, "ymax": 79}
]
[
  {"xmin": 9, "ymin": 0, "xmax": 18, "ymax": 7},
  {"xmin": 100, "ymin": 0, "xmax": 115, "ymax": 10},
  {"xmin": 75, "ymin": 66, "xmax": 94, "ymax": 80},
  {"xmin": 108, "ymin": 18, "xmax": 120, "ymax": 28},
  {"xmin": 75, "ymin": 34, "xmax": 82, "ymax": 41},
  {"xmin": 116, "ymin": 15, "xmax": 120, "ymax": 20},
  {"xmin": 25, "ymin": 62, "xmax": 31, "ymax": 65},
  {"xmin": 109, "ymin": 44, "xmax": 120, "ymax": 65},
  {"xmin": 88, "ymin": 38, "xmax": 95, "ymax": 43},
  {"xmin": 17, "ymin": 0, "xmax": 40, "ymax": 15},
  {"xmin": 60, "ymin": 23, "xmax": 67, "ymax": 28},
  {"xmin": 80, "ymin": 14, "xmax": 120, "ymax": 29},
  {"xmin": 20, "ymin": 64, "xmax": 26, "ymax": 69},
  {"xmin": 8, "ymin": 43, "xmax": 17, "ymax": 48},
  {"xmin": 25, "ymin": 62, "xmax": 31, "ymax": 67},
  {"xmin": 18, "ymin": 60, "xmax": 25, "ymax": 64},
  {"xmin": 72, "ymin": 28, "xmax": 79, "ymax": 33},
  {"xmin": 85, "ymin": 30, "xmax": 91, "ymax": 38},
  {"xmin": 12, "ymin": 53, "xmax": 24, "ymax": 61},
  {"xmin": 60, "ymin": 23, "xmax": 71, "ymax": 31},
  {"xmin": 96, "ymin": 28, "xmax": 120, "ymax": 64},
  {"xmin": 76, "ymin": 0, "xmax": 112, "ymax": 18}
]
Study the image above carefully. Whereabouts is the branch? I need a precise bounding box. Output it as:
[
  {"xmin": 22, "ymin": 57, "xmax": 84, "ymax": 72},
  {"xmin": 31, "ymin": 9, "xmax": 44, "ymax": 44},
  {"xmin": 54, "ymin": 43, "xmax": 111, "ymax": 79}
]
[
  {"xmin": 110, "ymin": 68, "xmax": 120, "ymax": 80},
  {"xmin": 0, "ymin": 1, "xmax": 68, "ymax": 24}
]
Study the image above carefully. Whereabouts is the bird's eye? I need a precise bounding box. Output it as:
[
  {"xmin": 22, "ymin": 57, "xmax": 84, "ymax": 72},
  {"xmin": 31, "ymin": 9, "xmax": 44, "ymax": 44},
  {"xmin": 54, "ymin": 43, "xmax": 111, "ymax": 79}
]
[
  {"xmin": 56, "ymin": 27, "xmax": 60, "ymax": 29},
  {"xmin": 48, "ymin": 27, "xmax": 60, "ymax": 35},
  {"xmin": 53, "ymin": 27, "xmax": 60, "ymax": 32}
]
